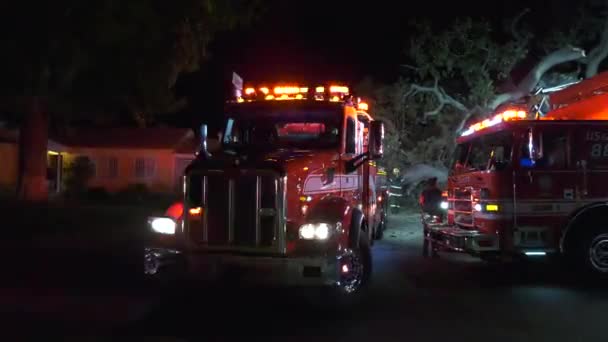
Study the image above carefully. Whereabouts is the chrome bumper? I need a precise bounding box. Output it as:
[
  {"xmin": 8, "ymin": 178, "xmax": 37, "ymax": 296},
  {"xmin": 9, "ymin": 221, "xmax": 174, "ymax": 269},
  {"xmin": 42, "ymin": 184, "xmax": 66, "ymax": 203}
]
[
  {"xmin": 145, "ymin": 247, "xmax": 340, "ymax": 287},
  {"xmin": 425, "ymin": 223, "xmax": 499, "ymax": 253}
]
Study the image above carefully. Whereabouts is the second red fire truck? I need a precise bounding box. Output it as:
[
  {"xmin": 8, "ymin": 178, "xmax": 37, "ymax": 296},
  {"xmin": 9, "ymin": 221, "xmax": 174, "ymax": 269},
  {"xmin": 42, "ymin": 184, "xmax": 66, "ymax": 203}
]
[
  {"xmin": 426, "ymin": 71, "xmax": 608, "ymax": 276},
  {"xmin": 144, "ymin": 83, "xmax": 386, "ymax": 298}
]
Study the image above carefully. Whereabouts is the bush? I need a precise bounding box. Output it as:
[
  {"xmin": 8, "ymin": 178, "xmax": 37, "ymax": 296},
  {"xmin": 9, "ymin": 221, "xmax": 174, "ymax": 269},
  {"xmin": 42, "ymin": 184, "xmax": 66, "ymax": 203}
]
[
  {"xmin": 86, "ymin": 187, "xmax": 111, "ymax": 202},
  {"xmin": 115, "ymin": 183, "xmax": 150, "ymax": 203}
]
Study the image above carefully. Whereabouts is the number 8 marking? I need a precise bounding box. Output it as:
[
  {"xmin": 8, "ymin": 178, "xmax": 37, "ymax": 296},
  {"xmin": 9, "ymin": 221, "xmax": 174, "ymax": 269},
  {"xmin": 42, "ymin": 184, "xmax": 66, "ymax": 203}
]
[{"xmin": 590, "ymin": 143, "xmax": 608, "ymax": 157}]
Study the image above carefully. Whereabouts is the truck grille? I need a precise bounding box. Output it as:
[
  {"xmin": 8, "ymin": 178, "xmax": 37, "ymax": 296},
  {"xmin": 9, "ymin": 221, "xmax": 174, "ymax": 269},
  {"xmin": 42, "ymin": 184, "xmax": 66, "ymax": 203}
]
[
  {"xmin": 451, "ymin": 187, "xmax": 474, "ymax": 229},
  {"xmin": 188, "ymin": 170, "xmax": 286, "ymax": 253}
]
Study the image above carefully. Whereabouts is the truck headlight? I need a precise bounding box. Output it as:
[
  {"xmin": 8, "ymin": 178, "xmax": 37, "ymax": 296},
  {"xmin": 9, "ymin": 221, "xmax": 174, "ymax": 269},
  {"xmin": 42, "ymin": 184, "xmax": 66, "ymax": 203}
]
[
  {"xmin": 440, "ymin": 201, "xmax": 449, "ymax": 210},
  {"xmin": 299, "ymin": 222, "xmax": 333, "ymax": 240},
  {"xmin": 149, "ymin": 217, "xmax": 176, "ymax": 235}
]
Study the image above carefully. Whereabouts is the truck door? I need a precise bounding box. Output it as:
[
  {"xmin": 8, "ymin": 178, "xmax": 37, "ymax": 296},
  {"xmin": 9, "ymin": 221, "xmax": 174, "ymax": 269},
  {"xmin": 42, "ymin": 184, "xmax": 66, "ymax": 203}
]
[
  {"xmin": 572, "ymin": 124, "xmax": 608, "ymax": 202},
  {"xmin": 514, "ymin": 124, "xmax": 575, "ymax": 252},
  {"xmin": 341, "ymin": 115, "xmax": 359, "ymax": 207},
  {"xmin": 358, "ymin": 118, "xmax": 377, "ymax": 233},
  {"xmin": 341, "ymin": 113, "xmax": 374, "ymax": 240}
]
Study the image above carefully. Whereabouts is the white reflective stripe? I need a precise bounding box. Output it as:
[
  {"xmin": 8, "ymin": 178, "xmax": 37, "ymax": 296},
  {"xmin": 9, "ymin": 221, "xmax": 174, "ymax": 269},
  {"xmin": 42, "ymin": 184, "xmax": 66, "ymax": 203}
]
[
  {"xmin": 302, "ymin": 174, "xmax": 360, "ymax": 195},
  {"xmin": 475, "ymin": 212, "xmax": 508, "ymax": 220}
]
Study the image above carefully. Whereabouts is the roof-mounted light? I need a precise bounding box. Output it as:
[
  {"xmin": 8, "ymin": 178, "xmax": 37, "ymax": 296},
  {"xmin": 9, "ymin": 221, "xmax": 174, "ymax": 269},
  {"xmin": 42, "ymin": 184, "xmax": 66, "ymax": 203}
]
[
  {"xmin": 236, "ymin": 83, "xmax": 354, "ymax": 103},
  {"xmin": 274, "ymin": 86, "xmax": 301, "ymax": 95},
  {"xmin": 330, "ymin": 85, "xmax": 349, "ymax": 94},
  {"xmin": 461, "ymin": 109, "xmax": 528, "ymax": 137},
  {"xmin": 358, "ymin": 102, "xmax": 369, "ymax": 111}
]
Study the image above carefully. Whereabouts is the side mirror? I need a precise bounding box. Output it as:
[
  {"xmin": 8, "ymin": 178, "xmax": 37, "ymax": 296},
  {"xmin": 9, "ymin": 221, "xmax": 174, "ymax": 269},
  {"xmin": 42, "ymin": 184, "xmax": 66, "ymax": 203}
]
[
  {"xmin": 368, "ymin": 120, "xmax": 384, "ymax": 160},
  {"xmin": 199, "ymin": 124, "xmax": 210, "ymax": 157}
]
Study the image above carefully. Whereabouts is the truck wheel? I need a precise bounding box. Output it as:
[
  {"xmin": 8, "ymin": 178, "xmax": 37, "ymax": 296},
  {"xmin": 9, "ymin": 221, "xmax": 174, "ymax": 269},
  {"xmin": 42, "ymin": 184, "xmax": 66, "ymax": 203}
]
[
  {"xmin": 422, "ymin": 238, "xmax": 429, "ymax": 257},
  {"xmin": 374, "ymin": 218, "xmax": 385, "ymax": 240},
  {"xmin": 329, "ymin": 230, "xmax": 372, "ymax": 305},
  {"xmin": 576, "ymin": 227, "xmax": 608, "ymax": 277}
]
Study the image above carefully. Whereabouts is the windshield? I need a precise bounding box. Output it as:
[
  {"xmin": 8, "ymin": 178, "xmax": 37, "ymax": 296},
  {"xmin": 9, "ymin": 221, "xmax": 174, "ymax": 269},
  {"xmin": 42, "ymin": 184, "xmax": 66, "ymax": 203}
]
[
  {"xmin": 222, "ymin": 111, "xmax": 341, "ymax": 149},
  {"xmin": 451, "ymin": 132, "xmax": 513, "ymax": 173}
]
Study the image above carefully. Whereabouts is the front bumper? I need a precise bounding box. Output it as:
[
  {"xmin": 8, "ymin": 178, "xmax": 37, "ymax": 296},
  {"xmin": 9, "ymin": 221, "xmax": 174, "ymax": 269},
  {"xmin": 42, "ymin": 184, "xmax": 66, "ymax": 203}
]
[
  {"xmin": 424, "ymin": 222, "xmax": 499, "ymax": 254},
  {"xmin": 144, "ymin": 247, "xmax": 340, "ymax": 287}
]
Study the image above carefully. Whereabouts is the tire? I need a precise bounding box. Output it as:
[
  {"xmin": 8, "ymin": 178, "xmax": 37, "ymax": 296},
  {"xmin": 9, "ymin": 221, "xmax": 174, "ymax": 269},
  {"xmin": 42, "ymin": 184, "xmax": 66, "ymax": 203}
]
[
  {"xmin": 374, "ymin": 219, "xmax": 385, "ymax": 240},
  {"xmin": 328, "ymin": 229, "xmax": 372, "ymax": 306},
  {"xmin": 574, "ymin": 227, "xmax": 608, "ymax": 278},
  {"xmin": 422, "ymin": 238, "xmax": 429, "ymax": 257}
]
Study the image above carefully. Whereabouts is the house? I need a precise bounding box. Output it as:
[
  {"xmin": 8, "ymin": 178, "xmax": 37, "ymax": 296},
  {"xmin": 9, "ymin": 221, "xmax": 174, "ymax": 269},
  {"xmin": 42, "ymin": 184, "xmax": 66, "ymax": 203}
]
[
  {"xmin": 0, "ymin": 127, "xmax": 211, "ymax": 195},
  {"xmin": 0, "ymin": 128, "xmax": 19, "ymax": 192}
]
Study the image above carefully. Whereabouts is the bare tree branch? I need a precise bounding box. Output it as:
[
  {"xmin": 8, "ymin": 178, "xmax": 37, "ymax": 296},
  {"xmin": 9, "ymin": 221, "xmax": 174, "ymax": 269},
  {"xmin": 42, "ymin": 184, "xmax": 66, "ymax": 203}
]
[
  {"xmin": 455, "ymin": 105, "xmax": 485, "ymax": 133},
  {"xmin": 585, "ymin": 19, "xmax": 608, "ymax": 78},
  {"xmin": 510, "ymin": 8, "xmax": 530, "ymax": 41},
  {"xmin": 403, "ymin": 78, "xmax": 469, "ymax": 121},
  {"xmin": 400, "ymin": 64, "xmax": 420, "ymax": 72},
  {"xmin": 488, "ymin": 46, "xmax": 586, "ymax": 110}
]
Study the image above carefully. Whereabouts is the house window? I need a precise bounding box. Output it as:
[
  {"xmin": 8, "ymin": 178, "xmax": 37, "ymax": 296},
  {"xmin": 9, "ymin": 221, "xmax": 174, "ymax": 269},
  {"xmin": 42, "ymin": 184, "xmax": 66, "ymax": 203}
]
[
  {"xmin": 135, "ymin": 158, "xmax": 156, "ymax": 178},
  {"xmin": 108, "ymin": 157, "xmax": 118, "ymax": 178}
]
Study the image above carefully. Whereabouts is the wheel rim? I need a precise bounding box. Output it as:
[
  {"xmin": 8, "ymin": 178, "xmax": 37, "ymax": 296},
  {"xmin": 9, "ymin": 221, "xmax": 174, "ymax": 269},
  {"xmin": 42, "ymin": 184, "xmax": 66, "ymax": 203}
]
[
  {"xmin": 144, "ymin": 249, "xmax": 160, "ymax": 275},
  {"xmin": 589, "ymin": 234, "xmax": 608, "ymax": 272},
  {"xmin": 336, "ymin": 249, "xmax": 365, "ymax": 294}
]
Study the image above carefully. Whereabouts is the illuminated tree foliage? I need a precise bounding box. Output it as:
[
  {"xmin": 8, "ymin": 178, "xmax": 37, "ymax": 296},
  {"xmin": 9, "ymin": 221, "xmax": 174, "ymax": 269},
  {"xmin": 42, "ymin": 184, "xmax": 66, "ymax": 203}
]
[{"xmin": 368, "ymin": 3, "xmax": 608, "ymax": 191}]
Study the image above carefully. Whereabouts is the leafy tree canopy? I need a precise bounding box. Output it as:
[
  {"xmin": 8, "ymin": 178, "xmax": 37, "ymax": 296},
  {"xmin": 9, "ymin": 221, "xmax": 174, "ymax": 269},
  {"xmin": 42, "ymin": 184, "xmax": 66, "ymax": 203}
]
[{"xmin": 363, "ymin": 3, "xmax": 608, "ymax": 192}]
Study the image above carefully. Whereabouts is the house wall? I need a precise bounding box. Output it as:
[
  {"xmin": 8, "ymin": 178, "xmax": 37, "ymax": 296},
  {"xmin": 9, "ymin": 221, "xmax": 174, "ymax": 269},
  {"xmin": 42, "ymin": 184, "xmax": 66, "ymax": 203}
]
[
  {"xmin": 65, "ymin": 147, "xmax": 178, "ymax": 193},
  {"xmin": 0, "ymin": 142, "xmax": 18, "ymax": 191}
]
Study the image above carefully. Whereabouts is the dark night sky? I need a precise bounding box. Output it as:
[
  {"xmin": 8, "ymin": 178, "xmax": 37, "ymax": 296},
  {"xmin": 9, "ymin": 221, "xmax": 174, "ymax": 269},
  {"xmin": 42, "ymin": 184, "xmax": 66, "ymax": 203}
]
[
  {"xmin": 179, "ymin": 0, "xmax": 574, "ymax": 129},
  {"xmin": 209, "ymin": 0, "xmax": 570, "ymax": 84}
]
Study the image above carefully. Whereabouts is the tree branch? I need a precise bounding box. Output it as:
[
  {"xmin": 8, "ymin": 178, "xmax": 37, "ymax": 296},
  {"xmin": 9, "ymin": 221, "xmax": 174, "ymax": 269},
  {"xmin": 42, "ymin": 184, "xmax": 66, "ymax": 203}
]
[
  {"xmin": 400, "ymin": 64, "xmax": 420, "ymax": 72},
  {"xmin": 488, "ymin": 46, "xmax": 586, "ymax": 110},
  {"xmin": 510, "ymin": 8, "xmax": 530, "ymax": 42},
  {"xmin": 403, "ymin": 79, "xmax": 469, "ymax": 121},
  {"xmin": 585, "ymin": 18, "xmax": 608, "ymax": 78}
]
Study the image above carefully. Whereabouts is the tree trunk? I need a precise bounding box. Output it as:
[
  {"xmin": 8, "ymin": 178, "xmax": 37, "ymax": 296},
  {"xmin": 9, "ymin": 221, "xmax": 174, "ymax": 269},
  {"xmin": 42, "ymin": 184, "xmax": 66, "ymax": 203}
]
[{"xmin": 17, "ymin": 97, "xmax": 49, "ymax": 201}]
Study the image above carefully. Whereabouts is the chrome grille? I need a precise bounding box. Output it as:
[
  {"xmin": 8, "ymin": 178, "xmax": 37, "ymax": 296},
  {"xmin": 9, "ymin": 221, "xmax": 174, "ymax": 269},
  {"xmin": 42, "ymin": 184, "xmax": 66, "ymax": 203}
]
[
  {"xmin": 451, "ymin": 187, "xmax": 474, "ymax": 229},
  {"xmin": 188, "ymin": 170, "xmax": 285, "ymax": 253}
]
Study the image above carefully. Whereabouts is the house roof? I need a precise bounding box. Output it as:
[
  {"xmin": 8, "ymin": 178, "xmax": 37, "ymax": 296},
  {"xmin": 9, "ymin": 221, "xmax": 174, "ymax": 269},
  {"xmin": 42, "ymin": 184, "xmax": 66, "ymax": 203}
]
[{"xmin": 56, "ymin": 127, "xmax": 195, "ymax": 150}]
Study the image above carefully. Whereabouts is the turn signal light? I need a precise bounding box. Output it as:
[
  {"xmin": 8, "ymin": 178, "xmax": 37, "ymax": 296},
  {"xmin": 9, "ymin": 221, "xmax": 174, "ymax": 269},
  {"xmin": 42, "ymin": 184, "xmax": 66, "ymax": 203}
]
[
  {"xmin": 486, "ymin": 204, "xmax": 499, "ymax": 212},
  {"xmin": 358, "ymin": 102, "xmax": 369, "ymax": 111},
  {"xmin": 189, "ymin": 207, "xmax": 203, "ymax": 215}
]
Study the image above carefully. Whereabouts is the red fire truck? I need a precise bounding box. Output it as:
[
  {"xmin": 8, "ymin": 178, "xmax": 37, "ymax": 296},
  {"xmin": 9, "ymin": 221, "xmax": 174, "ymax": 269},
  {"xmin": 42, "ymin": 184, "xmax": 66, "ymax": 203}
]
[
  {"xmin": 425, "ymin": 71, "xmax": 608, "ymax": 276},
  {"xmin": 145, "ymin": 83, "xmax": 385, "ymax": 297}
]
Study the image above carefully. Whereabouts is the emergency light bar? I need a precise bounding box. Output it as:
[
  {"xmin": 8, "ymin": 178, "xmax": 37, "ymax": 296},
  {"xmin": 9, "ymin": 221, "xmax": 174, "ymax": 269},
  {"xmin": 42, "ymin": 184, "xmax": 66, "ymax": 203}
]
[
  {"xmin": 238, "ymin": 83, "xmax": 352, "ymax": 103},
  {"xmin": 461, "ymin": 109, "xmax": 527, "ymax": 137}
]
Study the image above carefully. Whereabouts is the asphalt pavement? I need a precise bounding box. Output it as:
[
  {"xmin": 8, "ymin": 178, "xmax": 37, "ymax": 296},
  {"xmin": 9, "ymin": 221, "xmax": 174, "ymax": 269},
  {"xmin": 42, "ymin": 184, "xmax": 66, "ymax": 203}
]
[{"xmin": 3, "ymin": 211, "xmax": 608, "ymax": 341}]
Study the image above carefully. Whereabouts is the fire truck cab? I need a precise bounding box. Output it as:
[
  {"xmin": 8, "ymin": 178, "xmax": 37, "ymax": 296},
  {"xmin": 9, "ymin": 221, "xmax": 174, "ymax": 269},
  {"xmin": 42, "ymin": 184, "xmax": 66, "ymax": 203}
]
[
  {"xmin": 145, "ymin": 83, "xmax": 385, "ymax": 297},
  {"xmin": 426, "ymin": 72, "xmax": 608, "ymax": 276}
]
